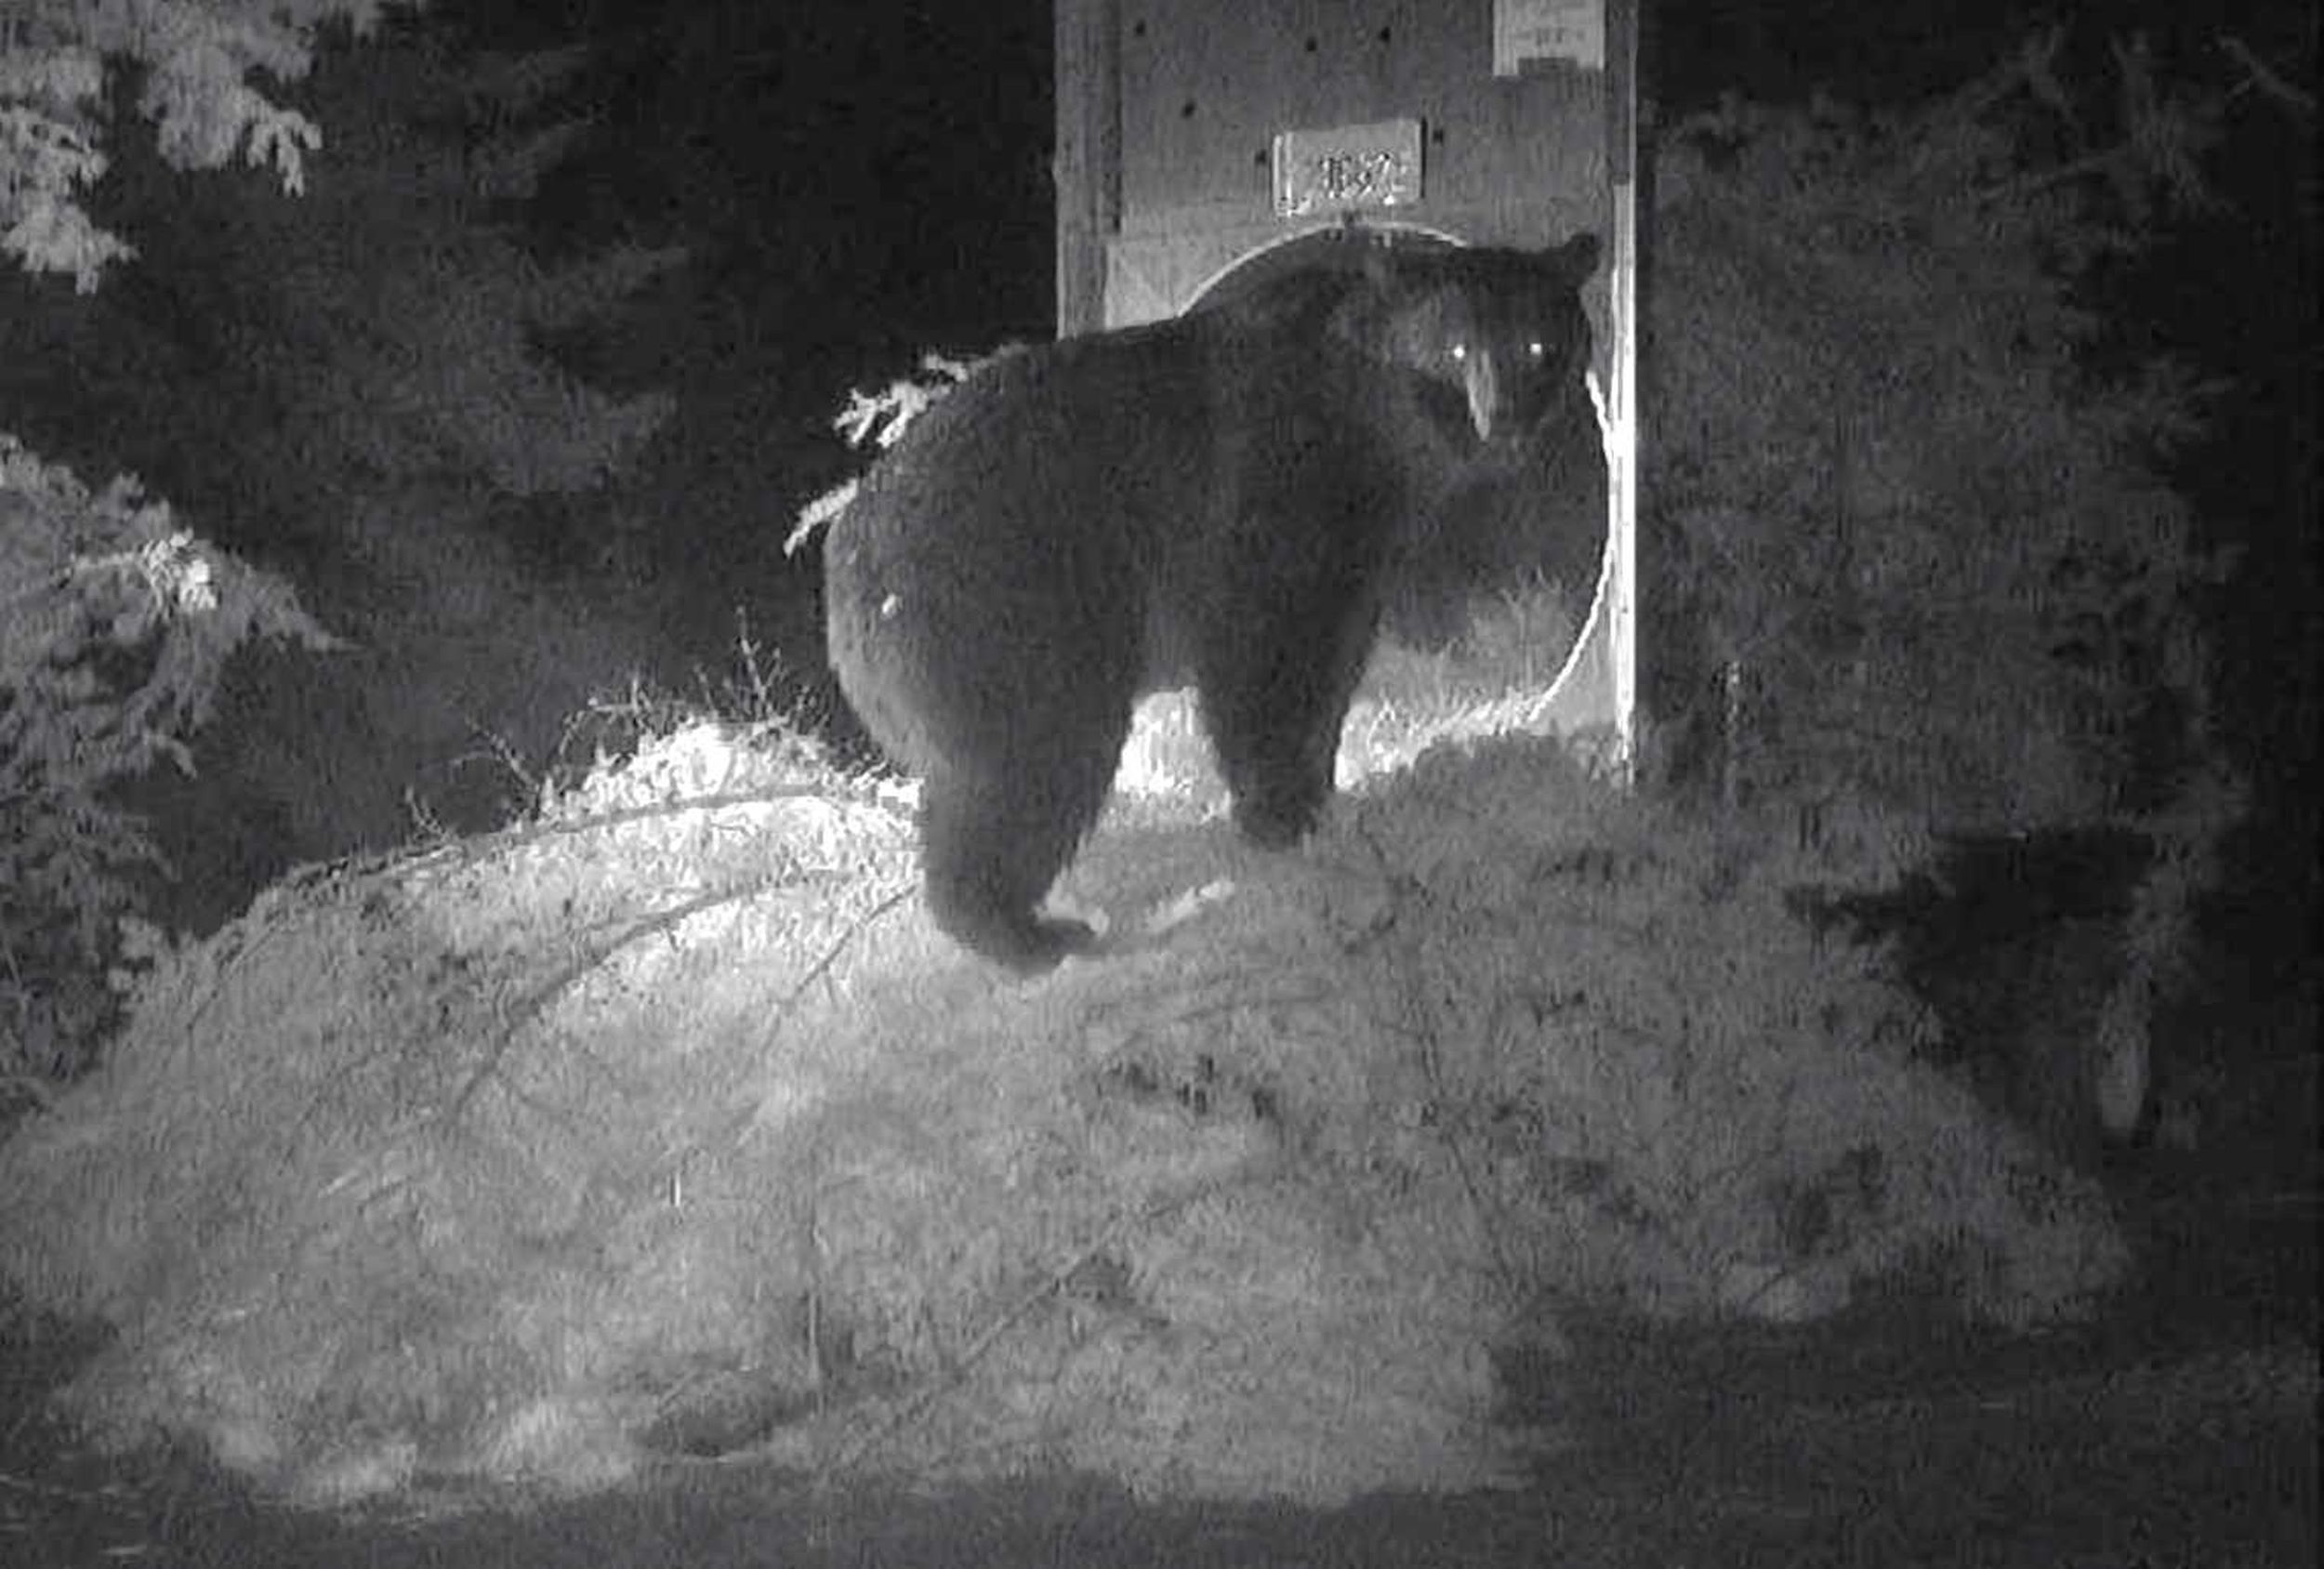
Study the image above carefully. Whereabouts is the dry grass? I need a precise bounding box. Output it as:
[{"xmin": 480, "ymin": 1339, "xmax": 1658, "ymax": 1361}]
[{"xmin": 0, "ymin": 712, "xmax": 2130, "ymax": 1514}]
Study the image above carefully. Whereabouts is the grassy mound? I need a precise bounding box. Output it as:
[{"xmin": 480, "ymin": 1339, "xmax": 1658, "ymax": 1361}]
[{"xmin": 0, "ymin": 718, "xmax": 2127, "ymax": 1510}]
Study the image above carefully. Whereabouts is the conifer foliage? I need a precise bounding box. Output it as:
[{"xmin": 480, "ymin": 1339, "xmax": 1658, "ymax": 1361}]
[
  {"xmin": 4, "ymin": 1, "xmax": 385, "ymax": 1086},
  {"xmin": 1645, "ymin": 34, "xmax": 2233, "ymax": 834},
  {"xmin": 3, "ymin": 0, "xmax": 383, "ymax": 290},
  {"xmin": 4, "ymin": 3, "xmax": 676, "ymax": 1085},
  {"xmin": 1, "ymin": 435, "xmax": 336, "ymax": 1080}
]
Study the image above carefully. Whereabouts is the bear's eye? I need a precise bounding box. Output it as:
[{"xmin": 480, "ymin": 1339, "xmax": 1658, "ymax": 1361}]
[{"xmin": 1525, "ymin": 338, "xmax": 1547, "ymax": 363}]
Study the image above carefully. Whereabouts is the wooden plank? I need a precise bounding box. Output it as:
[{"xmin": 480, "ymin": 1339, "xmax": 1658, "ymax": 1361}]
[
  {"xmin": 1114, "ymin": 0, "xmax": 1601, "ymax": 245},
  {"xmin": 1053, "ymin": 0, "xmax": 1121, "ymax": 337}
]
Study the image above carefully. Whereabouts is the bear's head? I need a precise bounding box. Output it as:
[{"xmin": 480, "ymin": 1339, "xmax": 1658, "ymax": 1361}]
[{"xmin": 1370, "ymin": 233, "xmax": 1601, "ymax": 462}]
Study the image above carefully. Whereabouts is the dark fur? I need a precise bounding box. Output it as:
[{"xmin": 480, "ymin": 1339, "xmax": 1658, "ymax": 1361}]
[
  {"xmin": 825, "ymin": 236, "xmax": 1599, "ymax": 971},
  {"xmin": 1362, "ymin": 243, "xmax": 1606, "ymax": 649}
]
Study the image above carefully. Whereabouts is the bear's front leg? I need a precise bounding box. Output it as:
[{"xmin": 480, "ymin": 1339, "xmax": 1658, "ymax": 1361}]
[{"xmin": 1196, "ymin": 589, "xmax": 1378, "ymax": 850}]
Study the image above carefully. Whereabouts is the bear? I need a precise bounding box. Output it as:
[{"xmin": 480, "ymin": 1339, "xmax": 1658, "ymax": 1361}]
[
  {"xmin": 1376, "ymin": 369, "xmax": 1607, "ymax": 653},
  {"xmin": 1334, "ymin": 244, "xmax": 1608, "ymax": 653},
  {"xmin": 823, "ymin": 232, "xmax": 1601, "ymax": 973}
]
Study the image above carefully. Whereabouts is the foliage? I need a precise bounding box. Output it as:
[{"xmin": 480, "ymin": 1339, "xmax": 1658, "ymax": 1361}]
[
  {"xmin": 2, "ymin": 0, "xmax": 389, "ymax": 1085},
  {"xmin": 4, "ymin": 20, "xmax": 681, "ymax": 519},
  {"xmin": 2, "ymin": 0, "xmax": 390, "ymax": 290},
  {"xmin": 1, "ymin": 9, "xmax": 686, "ymax": 1088},
  {"xmin": 1645, "ymin": 33, "xmax": 2235, "ymax": 834},
  {"xmin": 1, "ymin": 435, "xmax": 337, "ymax": 1084},
  {"xmin": 785, "ymin": 349, "xmax": 992, "ymax": 557},
  {"xmin": 142, "ymin": 24, "xmax": 680, "ymax": 499}
]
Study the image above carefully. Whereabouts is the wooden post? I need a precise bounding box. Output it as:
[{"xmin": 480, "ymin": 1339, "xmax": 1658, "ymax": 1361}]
[{"xmin": 1052, "ymin": 0, "xmax": 1119, "ymax": 340}]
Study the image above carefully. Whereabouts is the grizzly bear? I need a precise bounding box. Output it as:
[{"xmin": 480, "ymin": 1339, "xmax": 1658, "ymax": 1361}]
[{"xmin": 824, "ymin": 233, "xmax": 1601, "ymax": 972}]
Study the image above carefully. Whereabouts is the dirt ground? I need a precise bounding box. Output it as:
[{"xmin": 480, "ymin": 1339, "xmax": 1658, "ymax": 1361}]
[{"xmin": 4, "ymin": 931, "xmax": 2316, "ymax": 1569}]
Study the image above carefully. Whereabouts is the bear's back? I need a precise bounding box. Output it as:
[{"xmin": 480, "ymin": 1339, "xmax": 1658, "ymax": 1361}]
[{"xmin": 852, "ymin": 316, "xmax": 1229, "ymax": 575}]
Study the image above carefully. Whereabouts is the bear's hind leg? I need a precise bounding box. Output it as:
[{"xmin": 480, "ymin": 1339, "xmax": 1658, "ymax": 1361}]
[{"xmin": 917, "ymin": 764, "xmax": 1109, "ymax": 975}]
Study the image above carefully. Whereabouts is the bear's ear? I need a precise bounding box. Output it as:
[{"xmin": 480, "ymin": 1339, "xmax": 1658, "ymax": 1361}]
[{"xmin": 1548, "ymin": 232, "xmax": 1602, "ymax": 283}]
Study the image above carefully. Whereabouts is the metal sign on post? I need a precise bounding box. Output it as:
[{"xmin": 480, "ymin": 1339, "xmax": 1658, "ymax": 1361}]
[{"xmin": 1271, "ymin": 119, "xmax": 1425, "ymax": 217}]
